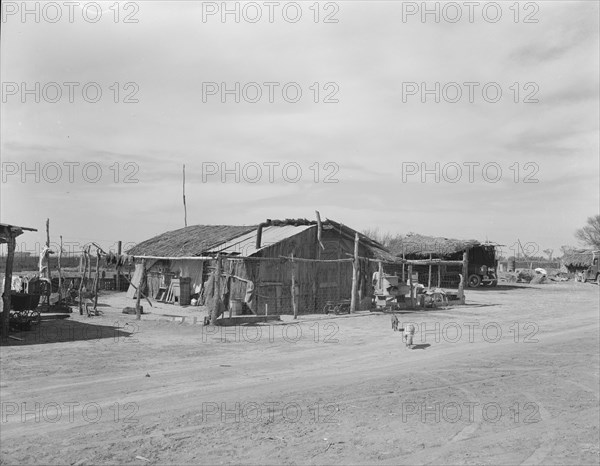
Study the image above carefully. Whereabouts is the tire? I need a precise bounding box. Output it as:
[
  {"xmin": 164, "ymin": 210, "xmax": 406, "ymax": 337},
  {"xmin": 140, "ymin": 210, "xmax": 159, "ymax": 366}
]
[
  {"xmin": 468, "ymin": 274, "xmax": 481, "ymax": 288},
  {"xmin": 596, "ymin": 274, "xmax": 600, "ymax": 286}
]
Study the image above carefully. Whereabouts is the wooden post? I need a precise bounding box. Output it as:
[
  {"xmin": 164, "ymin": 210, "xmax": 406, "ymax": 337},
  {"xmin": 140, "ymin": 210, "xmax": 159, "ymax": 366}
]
[
  {"xmin": 136, "ymin": 259, "xmax": 146, "ymax": 320},
  {"xmin": 291, "ymin": 252, "xmax": 298, "ymax": 319},
  {"xmin": 315, "ymin": 210, "xmax": 324, "ymax": 253},
  {"xmin": 78, "ymin": 246, "xmax": 89, "ymax": 315},
  {"xmin": 44, "ymin": 218, "xmax": 51, "ymax": 308},
  {"xmin": 210, "ymin": 254, "xmax": 222, "ymax": 325},
  {"xmin": 350, "ymin": 232, "xmax": 359, "ymax": 313},
  {"xmin": 408, "ymin": 264, "xmax": 414, "ymax": 308},
  {"xmin": 458, "ymin": 250, "xmax": 468, "ymax": 304},
  {"xmin": 1, "ymin": 235, "xmax": 16, "ymax": 340},
  {"xmin": 428, "ymin": 253, "xmax": 432, "ymax": 289},
  {"xmin": 401, "ymin": 250, "xmax": 406, "ymax": 282},
  {"xmin": 314, "ymin": 212, "xmax": 323, "ymax": 314},
  {"xmin": 85, "ymin": 247, "xmax": 92, "ymax": 284},
  {"xmin": 58, "ymin": 235, "xmax": 63, "ymax": 302},
  {"xmin": 437, "ymin": 262, "xmax": 442, "ymax": 288},
  {"xmin": 183, "ymin": 164, "xmax": 188, "ymax": 227},
  {"xmin": 116, "ymin": 240, "xmax": 122, "ymax": 291},
  {"xmin": 93, "ymin": 249, "xmax": 101, "ymax": 311}
]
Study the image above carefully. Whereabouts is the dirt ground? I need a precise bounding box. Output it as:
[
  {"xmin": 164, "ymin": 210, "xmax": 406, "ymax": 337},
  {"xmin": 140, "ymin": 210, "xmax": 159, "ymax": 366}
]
[{"xmin": 1, "ymin": 281, "xmax": 599, "ymax": 465}]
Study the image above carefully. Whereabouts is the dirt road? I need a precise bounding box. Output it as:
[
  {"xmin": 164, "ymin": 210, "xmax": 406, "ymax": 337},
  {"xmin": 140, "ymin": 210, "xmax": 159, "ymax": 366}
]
[{"xmin": 1, "ymin": 282, "xmax": 598, "ymax": 465}]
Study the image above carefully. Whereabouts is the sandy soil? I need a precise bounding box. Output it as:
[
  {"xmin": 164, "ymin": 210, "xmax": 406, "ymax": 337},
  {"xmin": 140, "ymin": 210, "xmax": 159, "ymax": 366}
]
[{"xmin": 1, "ymin": 281, "xmax": 599, "ymax": 465}]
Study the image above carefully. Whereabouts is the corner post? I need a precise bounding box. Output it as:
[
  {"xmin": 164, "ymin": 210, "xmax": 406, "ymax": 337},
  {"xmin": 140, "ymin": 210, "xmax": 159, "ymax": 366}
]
[{"xmin": 350, "ymin": 232, "xmax": 359, "ymax": 313}]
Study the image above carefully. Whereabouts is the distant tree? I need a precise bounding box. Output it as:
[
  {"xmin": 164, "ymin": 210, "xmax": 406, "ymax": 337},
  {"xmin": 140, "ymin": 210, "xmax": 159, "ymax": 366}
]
[
  {"xmin": 575, "ymin": 215, "xmax": 600, "ymax": 249},
  {"xmin": 560, "ymin": 244, "xmax": 577, "ymax": 255},
  {"xmin": 362, "ymin": 228, "xmax": 397, "ymax": 248},
  {"xmin": 543, "ymin": 249, "xmax": 554, "ymax": 261}
]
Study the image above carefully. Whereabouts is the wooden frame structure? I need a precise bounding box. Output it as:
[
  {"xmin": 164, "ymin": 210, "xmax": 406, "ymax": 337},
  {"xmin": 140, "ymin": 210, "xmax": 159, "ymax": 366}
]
[{"xmin": 1, "ymin": 223, "xmax": 37, "ymax": 339}]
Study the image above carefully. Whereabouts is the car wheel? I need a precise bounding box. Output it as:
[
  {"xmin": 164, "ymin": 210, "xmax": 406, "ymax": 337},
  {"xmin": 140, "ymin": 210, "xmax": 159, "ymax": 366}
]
[{"xmin": 468, "ymin": 274, "xmax": 481, "ymax": 288}]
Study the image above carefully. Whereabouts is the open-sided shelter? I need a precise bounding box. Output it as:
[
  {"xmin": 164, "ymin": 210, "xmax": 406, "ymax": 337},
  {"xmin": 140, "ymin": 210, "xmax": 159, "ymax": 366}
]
[{"xmin": 387, "ymin": 233, "xmax": 499, "ymax": 287}]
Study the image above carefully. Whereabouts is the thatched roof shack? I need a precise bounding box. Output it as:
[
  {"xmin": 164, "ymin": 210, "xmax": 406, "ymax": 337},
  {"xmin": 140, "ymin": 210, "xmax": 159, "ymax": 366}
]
[
  {"xmin": 128, "ymin": 219, "xmax": 395, "ymax": 261},
  {"xmin": 127, "ymin": 225, "xmax": 256, "ymax": 257},
  {"xmin": 387, "ymin": 234, "xmax": 486, "ymax": 258},
  {"xmin": 561, "ymin": 249, "xmax": 596, "ymax": 271},
  {"xmin": 387, "ymin": 233, "xmax": 499, "ymax": 288},
  {"xmin": 127, "ymin": 218, "xmax": 396, "ymax": 315}
]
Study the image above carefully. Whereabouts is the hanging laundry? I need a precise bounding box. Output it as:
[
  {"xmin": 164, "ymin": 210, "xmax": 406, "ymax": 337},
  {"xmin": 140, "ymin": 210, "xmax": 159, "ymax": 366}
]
[{"xmin": 244, "ymin": 280, "xmax": 255, "ymax": 311}]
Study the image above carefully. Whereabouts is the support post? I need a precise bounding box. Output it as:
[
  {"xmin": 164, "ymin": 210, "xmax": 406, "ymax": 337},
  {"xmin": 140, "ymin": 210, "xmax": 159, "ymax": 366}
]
[
  {"xmin": 458, "ymin": 250, "xmax": 468, "ymax": 304},
  {"xmin": 350, "ymin": 232, "xmax": 359, "ymax": 313},
  {"xmin": 428, "ymin": 253, "xmax": 432, "ymax": 289},
  {"xmin": 210, "ymin": 254, "xmax": 222, "ymax": 325},
  {"xmin": 1, "ymin": 235, "xmax": 16, "ymax": 340},
  {"xmin": 85, "ymin": 247, "xmax": 92, "ymax": 284},
  {"xmin": 408, "ymin": 264, "xmax": 414, "ymax": 308},
  {"xmin": 291, "ymin": 252, "xmax": 298, "ymax": 319},
  {"xmin": 315, "ymin": 210, "xmax": 324, "ymax": 253},
  {"xmin": 401, "ymin": 248, "xmax": 406, "ymax": 282},
  {"xmin": 183, "ymin": 164, "xmax": 188, "ymax": 227},
  {"xmin": 78, "ymin": 246, "xmax": 89, "ymax": 315},
  {"xmin": 116, "ymin": 240, "xmax": 122, "ymax": 291},
  {"xmin": 44, "ymin": 218, "xmax": 51, "ymax": 308},
  {"xmin": 58, "ymin": 235, "xmax": 63, "ymax": 301},
  {"xmin": 437, "ymin": 262, "xmax": 442, "ymax": 288},
  {"xmin": 136, "ymin": 258, "xmax": 146, "ymax": 320},
  {"xmin": 93, "ymin": 249, "xmax": 101, "ymax": 311}
]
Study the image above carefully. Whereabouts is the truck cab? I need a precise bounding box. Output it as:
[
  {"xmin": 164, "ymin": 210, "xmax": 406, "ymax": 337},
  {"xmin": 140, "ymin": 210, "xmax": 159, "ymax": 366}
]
[
  {"xmin": 582, "ymin": 252, "xmax": 600, "ymax": 284},
  {"xmin": 467, "ymin": 245, "xmax": 498, "ymax": 287}
]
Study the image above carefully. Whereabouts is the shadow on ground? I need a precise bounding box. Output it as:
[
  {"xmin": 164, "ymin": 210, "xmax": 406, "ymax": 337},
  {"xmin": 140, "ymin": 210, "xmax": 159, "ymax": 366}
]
[
  {"xmin": 1, "ymin": 319, "xmax": 134, "ymax": 346},
  {"xmin": 411, "ymin": 343, "xmax": 431, "ymax": 350}
]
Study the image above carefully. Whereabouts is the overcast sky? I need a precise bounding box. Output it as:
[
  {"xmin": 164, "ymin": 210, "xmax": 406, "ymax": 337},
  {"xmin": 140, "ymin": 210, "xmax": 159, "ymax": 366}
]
[{"xmin": 1, "ymin": 1, "xmax": 599, "ymax": 258}]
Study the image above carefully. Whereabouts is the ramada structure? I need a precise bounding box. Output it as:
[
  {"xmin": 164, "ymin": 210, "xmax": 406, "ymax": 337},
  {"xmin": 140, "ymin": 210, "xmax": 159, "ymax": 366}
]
[
  {"xmin": 387, "ymin": 233, "xmax": 499, "ymax": 288},
  {"xmin": 561, "ymin": 249, "xmax": 597, "ymax": 273}
]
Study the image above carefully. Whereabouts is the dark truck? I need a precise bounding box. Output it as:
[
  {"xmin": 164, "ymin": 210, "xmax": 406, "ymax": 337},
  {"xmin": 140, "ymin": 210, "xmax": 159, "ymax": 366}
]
[
  {"xmin": 428, "ymin": 243, "xmax": 498, "ymax": 288},
  {"xmin": 466, "ymin": 244, "xmax": 498, "ymax": 287},
  {"xmin": 580, "ymin": 251, "xmax": 600, "ymax": 284}
]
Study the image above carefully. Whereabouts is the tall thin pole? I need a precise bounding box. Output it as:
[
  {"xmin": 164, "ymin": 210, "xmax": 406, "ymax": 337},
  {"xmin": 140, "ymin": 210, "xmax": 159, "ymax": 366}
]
[
  {"xmin": 350, "ymin": 232, "xmax": 359, "ymax": 313},
  {"xmin": 458, "ymin": 250, "xmax": 468, "ymax": 304},
  {"xmin": 291, "ymin": 252, "xmax": 298, "ymax": 319},
  {"xmin": 93, "ymin": 249, "xmax": 101, "ymax": 311},
  {"xmin": 183, "ymin": 164, "xmax": 188, "ymax": 227},
  {"xmin": 45, "ymin": 219, "xmax": 51, "ymax": 307},
  {"xmin": 58, "ymin": 235, "xmax": 63, "ymax": 301},
  {"xmin": 428, "ymin": 253, "xmax": 432, "ymax": 289},
  {"xmin": 408, "ymin": 264, "xmax": 414, "ymax": 308},
  {"xmin": 79, "ymin": 245, "xmax": 89, "ymax": 315},
  {"xmin": 116, "ymin": 240, "xmax": 122, "ymax": 291},
  {"xmin": 1, "ymin": 234, "xmax": 16, "ymax": 339},
  {"xmin": 136, "ymin": 259, "xmax": 146, "ymax": 320},
  {"xmin": 210, "ymin": 254, "xmax": 222, "ymax": 325}
]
